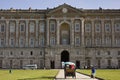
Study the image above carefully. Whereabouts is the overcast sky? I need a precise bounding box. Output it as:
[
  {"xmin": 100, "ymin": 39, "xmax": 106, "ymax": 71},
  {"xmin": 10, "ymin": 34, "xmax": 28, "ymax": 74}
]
[{"xmin": 0, "ymin": 0, "xmax": 120, "ymax": 9}]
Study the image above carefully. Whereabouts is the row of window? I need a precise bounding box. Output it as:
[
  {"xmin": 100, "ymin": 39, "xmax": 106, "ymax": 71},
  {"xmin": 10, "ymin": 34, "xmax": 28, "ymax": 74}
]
[
  {"xmin": 0, "ymin": 22, "xmax": 45, "ymax": 33},
  {"xmin": 0, "ymin": 59, "xmax": 44, "ymax": 68},
  {"xmin": 0, "ymin": 37, "xmax": 45, "ymax": 47},
  {"xmin": 1, "ymin": 37, "xmax": 120, "ymax": 47},
  {"xmin": 0, "ymin": 51, "xmax": 43, "ymax": 56},
  {"xmin": 85, "ymin": 23, "xmax": 120, "ymax": 32},
  {"xmin": 1, "ymin": 21, "xmax": 119, "ymax": 33},
  {"xmin": 86, "ymin": 37, "xmax": 120, "ymax": 46},
  {"xmin": 86, "ymin": 59, "xmax": 120, "ymax": 68}
]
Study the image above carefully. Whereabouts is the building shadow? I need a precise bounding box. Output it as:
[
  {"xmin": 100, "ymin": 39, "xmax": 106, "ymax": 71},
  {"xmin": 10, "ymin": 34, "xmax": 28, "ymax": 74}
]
[{"xmin": 18, "ymin": 76, "xmax": 55, "ymax": 80}]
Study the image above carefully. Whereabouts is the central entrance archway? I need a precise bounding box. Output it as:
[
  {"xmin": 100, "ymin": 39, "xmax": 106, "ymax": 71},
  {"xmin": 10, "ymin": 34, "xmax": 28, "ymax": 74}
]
[{"xmin": 61, "ymin": 50, "xmax": 69, "ymax": 62}]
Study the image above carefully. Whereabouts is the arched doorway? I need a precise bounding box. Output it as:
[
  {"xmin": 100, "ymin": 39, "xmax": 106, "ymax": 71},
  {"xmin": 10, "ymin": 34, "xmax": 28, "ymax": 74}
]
[{"xmin": 61, "ymin": 50, "xmax": 69, "ymax": 62}]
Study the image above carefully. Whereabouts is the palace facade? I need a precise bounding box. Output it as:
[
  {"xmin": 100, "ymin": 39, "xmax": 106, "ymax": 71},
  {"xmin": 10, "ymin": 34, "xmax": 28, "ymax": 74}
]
[{"xmin": 0, "ymin": 4, "xmax": 120, "ymax": 69}]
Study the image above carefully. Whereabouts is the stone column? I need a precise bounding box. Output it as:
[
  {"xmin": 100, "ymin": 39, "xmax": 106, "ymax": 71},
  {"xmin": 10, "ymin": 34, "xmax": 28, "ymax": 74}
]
[
  {"xmin": 47, "ymin": 19, "xmax": 49, "ymax": 46},
  {"xmin": 91, "ymin": 20, "xmax": 94, "ymax": 47},
  {"xmin": 6, "ymin": 20, "xmax": 9, "ymax": 47},
  {"xmin": 81, "ymin": 19, "xmax": 85, "ymax": 47},
  {"xmin": 111, "ymin": 19, "xmax": 115, "ymax": 47},
  {"xmin": 16, "ymin": 20, "xmax": 19, "ymax": 47},
  {"xmin": 56, "ymin": 20, "xmax": 60, "ymax": 45},
  {"xmin": 35, "ymin": 20, "xmax": 39, "ymax": 47},
  {"xmin": 101, "ymin": 20, "xmax": 104, "ymax": 46},
  {"xmin": 71, "ymin": 19, "xmax": 74, "ymax": 46},
  {"xmin": 25, "ymin": 20, "xmax": 29, "ymax": 47}
]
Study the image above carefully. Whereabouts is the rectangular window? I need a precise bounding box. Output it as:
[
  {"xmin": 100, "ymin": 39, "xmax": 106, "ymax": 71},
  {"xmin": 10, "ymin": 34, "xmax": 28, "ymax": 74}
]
[
  {"xmin": 20, "ymin": 24, "xmax": 24, "ymax": 32},
  {"xmin": 50, "ymin": 23, "xmax": 55, "ymax": 32},
  {"xmin": 1, "ymin": 24, "xmax": 5, "ymax": 32},
  {"xmin": 95, "ymin": 23, "xmax": 101, "ymax": 32},
  {"xmin": 75, "ymin": 37, "xmax": 80, "ymax": 45},
  {"xmin": 107, "ymin": 59, "xmax": 111, "ymax": 68},
  {"xmin": 0, "ymin": 60, "xmax": 2, "ymax": 68},
  {"xmin": 21, "ymin": 51, "xmax": 23, "ymax": 55},
  {"xmin": 0, "ymin": 51, "xmax": 3, "ymax": 55},
  {"xmin": 107, "ymin": 51, "xmax": 110, "ymax": 55},
  {"xmin": 118, "ymin": 60, "xmax": 120, "ymax": 68},
  {"xmin": 85, "ymin": 23, "xmax": 91, "ymax": 32},
  {"xmin": 30, "ymin": 23, "xmax": 34, "ymax": 32},
  {"xmin": 105, "ymin": 23, "xmax": 111, "ymax": 32},
  {"xmin": 1, "ymin": 39, "xmax": 4, "ymax": 47},
  {"xmin": 40, "ymin": 37, "xmax": 44, "ymax": 46},
  {"xmin": 30, "ymin": 38, "xmax": 34, "ymax": 46},
  {"xmin": 20, "ymin": 60, "xmax": 23, "ymax": 68},
  {"xmin": 115, "ymin": 23, "xmax": 120, "ymax": 32},
  {"xmin": 40, "ymin": 22, "xmax": 45, "ymax": 32},
  {"xmin": 30, "ymin": 60, "xmax": 33, "ymax": 64},
  {"xmin": 10, "ymin": 60, "xmax": 12, "ymax": 68},
  {"xmin": 118, "ymin": 51, "xmax": 120, "ymax": 55},
  {"xmin": 97, "ymin": 59, "xmax": 101, "ymax": 68},
  {"xmin": 75, "ymin": 23, "xmax": 80, "ymax": 32},
  {"xmin": 40, "ymin": 51, "xmax": 42, "ymax": 56},
  {"xmin": 10, "ymin": 23, "xmax": 15, "ymax": 32},
  {"xmin": 20, "ymin": 39, "xmax": 24, "ymax": 46},
  {"xmin": 50, "ymin": 37, "xmax": 55, "ymax": 45},
  {"xmin": 11, "ymin": 39, "xmax": 14, "ymax": 46},
  {"xmin": 95, "ymin": 38, "xmax": 101, "ymax": 46},
  {"xmin": 105, "ymin": 37, "xmax": 111, "ymax": 45},
  {"xmin": 86, "ymin": 38, "xmax": 91, "ymax": 47}
]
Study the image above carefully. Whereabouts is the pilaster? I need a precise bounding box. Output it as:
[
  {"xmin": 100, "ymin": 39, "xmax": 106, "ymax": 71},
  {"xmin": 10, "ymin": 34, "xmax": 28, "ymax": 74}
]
[
  {"xmin": 47, "ymin": 19, "xmax": 50, "ymax": 46},
  {"xmin": 16, "ymin": 20, "xmax": 19, "ymax": 47},
  {"xmin": 57, "ymin": 20, "xmax": 60, "ymax": 45},
  {"xmin": 35, "ymin": 20, "xmax": 39, "ymax": 47},
  {"xmin": 6, "ymin": 20, "xmax": 9, "ymax": 47},
  {"xmin": 71, "ymin": 19, "xmax": 74, "ymax": 46},
  {"xmin": 91, "ymin": 20, "xmax": 94, "ymax": 46},
  {"xmin": 111, "ymin": 19, "xmax": 115, "ymax": 47},
  {"xmin": 81, "ymin": 19, "xmax": 85, "ymax": 47},
  {"xmin": 25, "ymin": 20, "xmax": 29, "ymax": 47},
  {"xmin": 101, "ymin": 20, "xmax": 104, "ymax": 46}
]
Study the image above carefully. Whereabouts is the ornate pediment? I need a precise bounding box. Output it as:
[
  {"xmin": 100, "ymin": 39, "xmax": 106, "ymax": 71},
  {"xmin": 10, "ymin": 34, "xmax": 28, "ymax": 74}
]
[{"xmin": 47, "ymin": 3, "xmax": 83, "ymax": 16}]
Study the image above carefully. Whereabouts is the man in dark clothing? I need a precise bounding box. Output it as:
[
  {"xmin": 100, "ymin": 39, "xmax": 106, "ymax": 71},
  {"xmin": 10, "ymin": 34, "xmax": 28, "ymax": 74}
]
[{"xmin": 91, "ymin": 67, "xmax": 96, "ymax": 78}]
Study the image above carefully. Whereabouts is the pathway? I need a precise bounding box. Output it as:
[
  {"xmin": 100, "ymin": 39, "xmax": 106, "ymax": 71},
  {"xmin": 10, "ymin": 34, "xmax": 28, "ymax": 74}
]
[{"xmin": 55, "ymin": 69, "xmax": 99, "ymax": 80}]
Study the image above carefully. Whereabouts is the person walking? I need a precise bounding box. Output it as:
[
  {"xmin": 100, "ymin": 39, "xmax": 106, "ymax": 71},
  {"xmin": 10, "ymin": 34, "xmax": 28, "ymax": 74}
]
[{"xmin": 91, "ymin": 66, "xmax": 96, "ymax": 78}]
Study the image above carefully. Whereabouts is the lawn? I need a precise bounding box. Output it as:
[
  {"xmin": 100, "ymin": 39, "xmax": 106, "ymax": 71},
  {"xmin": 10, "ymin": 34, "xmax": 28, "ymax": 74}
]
[
  {"xmin": 0, "ymin": 69, "xmax": 59, "ymax": 80},
  {"xmin": 77, "ymin": 69, "xmax": 120, "ymax": 80}
]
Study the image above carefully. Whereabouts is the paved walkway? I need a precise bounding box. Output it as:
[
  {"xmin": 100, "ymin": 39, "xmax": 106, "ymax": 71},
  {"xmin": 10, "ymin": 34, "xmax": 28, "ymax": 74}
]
[{"xmin": 55, "ymin": 69, "xmax": 99, "ymax": 80}]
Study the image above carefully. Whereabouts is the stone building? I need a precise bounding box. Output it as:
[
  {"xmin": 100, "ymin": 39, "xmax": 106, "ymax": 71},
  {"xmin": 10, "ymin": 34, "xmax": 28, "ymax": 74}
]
[{"xmin": 0, "ymin": 4, "xmax": 120, "ymax": 69}]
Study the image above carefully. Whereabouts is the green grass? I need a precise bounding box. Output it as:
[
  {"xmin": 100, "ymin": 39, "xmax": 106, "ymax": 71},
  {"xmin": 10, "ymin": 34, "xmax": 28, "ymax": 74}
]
[
  {"xmin": 77, "ymin": 69, "xmax": 120, "ymax": 80},
  {"xmin": 0, "ymin": 69, "xmax": 58, "ymax": 80}
]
